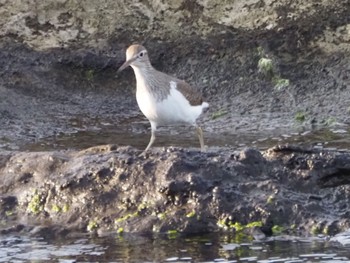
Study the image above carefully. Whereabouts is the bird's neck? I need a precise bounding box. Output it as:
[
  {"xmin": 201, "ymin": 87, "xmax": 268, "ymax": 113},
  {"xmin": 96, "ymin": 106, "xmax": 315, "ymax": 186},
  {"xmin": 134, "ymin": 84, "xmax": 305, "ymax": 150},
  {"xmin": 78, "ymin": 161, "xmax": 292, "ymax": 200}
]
[
  {"xmin": 131, "ymin": 64, "xmax": 171, "ymax": 101},
  {"xmin": 131, "ymin": 64, "xmax": 155, "ymax": 83},
  {"xmin": 131, "ymin": 64, "xmax": 160, "ymax": 88}
]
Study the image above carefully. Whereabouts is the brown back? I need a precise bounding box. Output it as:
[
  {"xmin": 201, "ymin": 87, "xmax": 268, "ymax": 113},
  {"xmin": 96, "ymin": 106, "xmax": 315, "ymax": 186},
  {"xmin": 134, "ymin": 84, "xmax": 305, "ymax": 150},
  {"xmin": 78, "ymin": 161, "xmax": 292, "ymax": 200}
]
[{"xmin": 175, "ymin": 80, "xmax": 204, "ymax": 106}]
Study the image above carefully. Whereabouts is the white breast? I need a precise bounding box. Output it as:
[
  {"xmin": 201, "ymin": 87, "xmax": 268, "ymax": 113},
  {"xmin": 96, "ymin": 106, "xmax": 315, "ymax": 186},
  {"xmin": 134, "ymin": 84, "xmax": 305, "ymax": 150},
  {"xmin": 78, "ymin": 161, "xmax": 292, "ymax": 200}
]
[
  {"xmin": 136, "ymin": 83, "xmax": 158, "ymax": 121},
  {"xmin": 136, "ymin": 80, "xmax": 207, "ymax": 126}
]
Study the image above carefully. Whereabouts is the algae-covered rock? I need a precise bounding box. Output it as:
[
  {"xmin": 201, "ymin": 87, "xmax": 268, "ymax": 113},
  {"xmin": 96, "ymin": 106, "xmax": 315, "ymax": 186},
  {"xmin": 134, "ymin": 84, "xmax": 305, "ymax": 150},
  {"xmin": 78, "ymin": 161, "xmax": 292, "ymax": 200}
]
[{"xmin": 0, "ymin": 146, "xmax": 350, "ymax": 236}]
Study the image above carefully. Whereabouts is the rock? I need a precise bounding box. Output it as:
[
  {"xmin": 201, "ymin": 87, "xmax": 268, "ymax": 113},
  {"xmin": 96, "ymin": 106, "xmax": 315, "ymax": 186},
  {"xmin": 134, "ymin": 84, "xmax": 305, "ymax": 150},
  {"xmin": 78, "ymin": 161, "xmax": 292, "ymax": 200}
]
[{"xmin": 0, "ymin": 145, "xmax": 349, "ymax": 236}]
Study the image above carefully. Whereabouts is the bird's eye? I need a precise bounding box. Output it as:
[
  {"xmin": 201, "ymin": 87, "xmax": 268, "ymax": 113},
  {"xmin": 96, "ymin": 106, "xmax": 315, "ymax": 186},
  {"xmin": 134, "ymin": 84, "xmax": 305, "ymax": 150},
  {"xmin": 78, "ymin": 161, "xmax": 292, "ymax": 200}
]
[{"xmin": 138, "ymin": 52, "xmax": 144, "ymax": 58}]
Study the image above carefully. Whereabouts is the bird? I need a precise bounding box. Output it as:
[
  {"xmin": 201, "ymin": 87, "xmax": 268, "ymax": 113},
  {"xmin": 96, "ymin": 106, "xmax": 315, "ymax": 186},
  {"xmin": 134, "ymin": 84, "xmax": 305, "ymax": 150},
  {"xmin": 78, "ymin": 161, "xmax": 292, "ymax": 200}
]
[{"xmin": 118, "ymin": 44, "xmax": 209, "ymax": 152}]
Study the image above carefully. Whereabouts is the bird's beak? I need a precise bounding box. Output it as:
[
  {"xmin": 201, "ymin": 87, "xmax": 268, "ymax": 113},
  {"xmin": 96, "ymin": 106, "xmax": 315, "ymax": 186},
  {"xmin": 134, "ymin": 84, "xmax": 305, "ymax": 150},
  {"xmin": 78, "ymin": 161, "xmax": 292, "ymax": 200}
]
[{"xmin": 117, "ymin": 58, "xmax": 135, "ymax": 72}]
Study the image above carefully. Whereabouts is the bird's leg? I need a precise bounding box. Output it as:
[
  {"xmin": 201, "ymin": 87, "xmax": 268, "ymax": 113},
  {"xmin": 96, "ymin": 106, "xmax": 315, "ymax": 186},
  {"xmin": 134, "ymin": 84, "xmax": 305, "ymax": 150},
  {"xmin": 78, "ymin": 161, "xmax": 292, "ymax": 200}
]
[
  {"xmin": 144, "ymin": 122, "xmax": 157, "ymax": 151},
  {"xmin": 196, "ymin": 126, "xmax": 206, "ymax": 152}
]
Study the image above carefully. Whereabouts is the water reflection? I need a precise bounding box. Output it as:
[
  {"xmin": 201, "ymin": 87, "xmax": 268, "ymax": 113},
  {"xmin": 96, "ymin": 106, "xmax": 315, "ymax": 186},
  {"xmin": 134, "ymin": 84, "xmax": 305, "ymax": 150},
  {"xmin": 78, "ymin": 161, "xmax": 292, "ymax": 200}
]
[
  {"xmin": 21, "ymin": 124, "xmax": 350, "ymax": 152},
  {"xmin": 1, "ymin": 233, "xmax": 350, "ymax": 262}
]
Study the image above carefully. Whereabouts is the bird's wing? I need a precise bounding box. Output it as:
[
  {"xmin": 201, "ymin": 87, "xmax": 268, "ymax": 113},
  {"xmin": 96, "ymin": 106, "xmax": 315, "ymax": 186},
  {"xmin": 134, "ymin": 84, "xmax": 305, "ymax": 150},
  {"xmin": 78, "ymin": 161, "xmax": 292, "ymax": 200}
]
[{"xmin": 175, "ymin": 80, "xmax": 204, "ymax": 106}]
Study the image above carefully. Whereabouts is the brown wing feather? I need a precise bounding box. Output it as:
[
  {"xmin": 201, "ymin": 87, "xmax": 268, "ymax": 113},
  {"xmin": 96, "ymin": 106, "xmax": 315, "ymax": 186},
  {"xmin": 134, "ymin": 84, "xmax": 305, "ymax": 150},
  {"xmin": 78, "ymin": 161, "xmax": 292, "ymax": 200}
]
[{"xmin": 175, "ymin": 80, "xmax": 204, "ymax": 106}]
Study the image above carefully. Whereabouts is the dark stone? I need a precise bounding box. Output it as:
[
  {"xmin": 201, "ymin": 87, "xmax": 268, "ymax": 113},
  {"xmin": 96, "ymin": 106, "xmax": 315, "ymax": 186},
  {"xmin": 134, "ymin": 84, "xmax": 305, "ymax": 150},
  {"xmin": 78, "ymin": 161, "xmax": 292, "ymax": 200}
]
[
  {"xmin": 0, "ymin": 145, "xmax": 349, "ymax": 236},
  {"xmin": 0, "ymin": 195, "xmax": 17, "ymax": 213}
]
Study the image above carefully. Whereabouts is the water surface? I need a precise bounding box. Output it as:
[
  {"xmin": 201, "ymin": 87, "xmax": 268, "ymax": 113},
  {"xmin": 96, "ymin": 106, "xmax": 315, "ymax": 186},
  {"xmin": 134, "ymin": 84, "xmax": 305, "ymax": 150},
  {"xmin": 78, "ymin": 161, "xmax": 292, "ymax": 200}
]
[
  {"xmin": 20, "ymin": 122, "xmax": 350, "ymax": 152},
  {"xmin": 3, "ymin": 122, "xmax": 350, "ymax": 262},
  {"xmin": 1, "ymin": 233, "xmax": 350, "ymax": 262}
]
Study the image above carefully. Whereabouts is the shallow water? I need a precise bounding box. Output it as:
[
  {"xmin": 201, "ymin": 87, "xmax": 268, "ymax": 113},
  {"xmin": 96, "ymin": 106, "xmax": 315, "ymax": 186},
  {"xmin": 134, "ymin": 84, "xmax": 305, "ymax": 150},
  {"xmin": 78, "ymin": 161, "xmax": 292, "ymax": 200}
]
[
  {"xmin": 20, "ymin": 122, "xmax": 350, "ymax": 152},
  {"xmin": 1, "ymin": 233, "xmax": 350, "ymax": 263},
  {"xmin": 3, "ymin": 123, "xmax": 350, "ymax": 262}
]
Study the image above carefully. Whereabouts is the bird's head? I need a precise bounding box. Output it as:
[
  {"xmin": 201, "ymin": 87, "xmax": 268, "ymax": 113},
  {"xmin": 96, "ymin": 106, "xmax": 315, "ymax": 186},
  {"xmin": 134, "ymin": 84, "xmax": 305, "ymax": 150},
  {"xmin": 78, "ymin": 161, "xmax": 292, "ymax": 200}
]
[{"xmin": 118, "ymin": 44, "xmax": 150, "ymax": 72}]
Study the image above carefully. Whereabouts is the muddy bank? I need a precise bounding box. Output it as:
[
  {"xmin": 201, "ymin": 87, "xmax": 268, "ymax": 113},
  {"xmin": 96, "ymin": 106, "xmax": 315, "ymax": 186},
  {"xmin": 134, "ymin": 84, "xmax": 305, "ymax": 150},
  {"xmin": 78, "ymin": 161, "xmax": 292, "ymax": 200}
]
[
  {"xmin": 0, "ymin": 0, "xmax": 349, "ymax": 150},
  {"xmin": 0, "ymin": 145, "xmax": 349, "ymax": 237}
]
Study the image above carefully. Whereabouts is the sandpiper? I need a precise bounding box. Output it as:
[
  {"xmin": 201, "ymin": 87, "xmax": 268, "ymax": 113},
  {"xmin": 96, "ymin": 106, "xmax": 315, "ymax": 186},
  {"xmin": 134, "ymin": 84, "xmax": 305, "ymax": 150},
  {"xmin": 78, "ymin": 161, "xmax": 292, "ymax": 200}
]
[{"xmin": 118, "ymin": 44, "xmax": 209, "ymax": 151}]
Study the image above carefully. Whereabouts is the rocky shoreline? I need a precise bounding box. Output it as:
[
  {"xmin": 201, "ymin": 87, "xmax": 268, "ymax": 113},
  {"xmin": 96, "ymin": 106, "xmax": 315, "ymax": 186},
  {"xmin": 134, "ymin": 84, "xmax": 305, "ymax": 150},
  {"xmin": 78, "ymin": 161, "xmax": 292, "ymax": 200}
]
[
  {"xmin": 0, "ymin": 145, "xmax": 349, "ymax": 238},
  {"xmin": 0, "ymin": 0, "xmax": 349, "ymax": 238}
]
